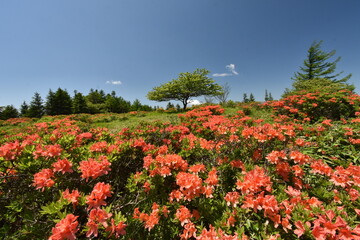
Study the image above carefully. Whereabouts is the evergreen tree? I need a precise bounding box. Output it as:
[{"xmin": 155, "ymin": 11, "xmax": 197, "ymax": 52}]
[
  {"xmin": 72, "ymin": 91, "xmax": 88, "ymax": 114},
  {"xmin": 265, "ymin": 90, "xmax": 269, "ymax": 101},
  {"xmin": 45, "ymin": 88, "xmax": 72, "ymax": 115},
  {"xmin": 20, "ymin": 101, "xmax": 29, "ymax": 117},
  {"xmin": 243, "ymin": 93, "xmax": 249, "ymax": 103},
  {"xmin": 0, "ymin": 105, "xmax": 19, "ymax": 120},
  {"xmin": 249, "ymin": 93, "xmax": 255, "ymax": 102},
  {"xmin": 131, "ymin": 99, "xmax": 142, "ymax": 111},
  {"xmin": 166, "ymin": 102, "xmax": 175, "ymax": 110},
  {"xmin": 292, "ymin": 41, "xmax": 352, "ymax": 89},
  {"xmin": 54, "ymin": 88, "xmax": 72, "ymax": 115},
  {"xmin": 45, "ymin": 89, "xmax": 56, "ymax": 115},
  {"xmin": 28, "ymin": 92, "xmax": 44, "ymax": 118},
  {"xmin": 268, "ymin": 92, "xmax": 273, "ymax": 101},
  {"xmin": 87, "ymin": 89, "xmax": 106, "ymax": 104}
]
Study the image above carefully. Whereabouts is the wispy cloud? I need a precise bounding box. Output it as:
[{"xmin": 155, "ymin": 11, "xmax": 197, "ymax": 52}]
[
  {"xmin": 212, "ymin": 73, "xmax": 232, "ymax": 77},
  {"xmin": 213, "ymin": 64, "xmax": 239, "ymax": 77},
  {"xmin": 226, "ymin": 64, "xmax": 238, "ymax": 75},
  {"xmin": 106, "ymin": 80, "xmax": 122, "ymax": 85}
]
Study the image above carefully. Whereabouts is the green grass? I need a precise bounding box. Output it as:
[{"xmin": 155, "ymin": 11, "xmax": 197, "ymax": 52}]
[{"xmin": 90, "ymin": 111, "xmax": 181, "ymax": 132}]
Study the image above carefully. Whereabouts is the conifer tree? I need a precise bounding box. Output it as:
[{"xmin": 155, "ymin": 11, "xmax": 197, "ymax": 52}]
[
  {"xmin": 54, "ymin": 88, "xmax": 72, "ymax": 115},
  {"xmin": 72, "ymin": 91, "xmax": 88, "ymax": 114},
  {"xmin": 268, "ymin": 92, "xmax": 273, "ymax": 101},
  {"xmin": 0, "ymin": 105, "xmax": 19, "ymax": 120},
  {"xmin": 265, "ymin": 90, "xmax": 269, "ymax": 101},
  {"xmin": 243, "ymin": 93, "xmax": 249, "ymax": 103},
  {"xmin": 28, "ymin": 92, "xmax": 44, "ymax": 118},
  {"xmin": 249, "ymin": 93, "xmax": 255, "ymax": 102},
  {"xmin": 20, "ymin": 101, "xmax": 29, "ymax": 117},
  {"xmin": 45, "ymin": 89, "xmax": 56, "ymax": 115},
  {"xmin": 45, "ymin": 88, "xmax": 72, "ymax": 115},
  {"xmin": 292, "ymin": 41, "xmax": 352, "ymax": 87}
]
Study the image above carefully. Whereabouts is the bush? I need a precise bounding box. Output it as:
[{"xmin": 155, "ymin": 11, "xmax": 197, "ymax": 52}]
[{"xmin": 268, "ymin": 89, "xmax": 360, "ymax": 122}]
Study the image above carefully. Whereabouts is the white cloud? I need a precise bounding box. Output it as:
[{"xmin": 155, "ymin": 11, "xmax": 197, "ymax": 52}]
[
  {"xmin": 212, "ymin": 73, "xmax": 232, "ymax": 77},
  {"xmin": 187, "ymin": 99, "xmax": 202, "ymax": 106},
  {"xmin": 106, "ymin": 80, "xmax": 122, "ymax": 85},
  {"xmin": 226, "ymin": 64, "xmax": 239, "ymax": 75},
  {"xmin": 213, "ymin": 64, "xmax": 239, "ymax": 77}
]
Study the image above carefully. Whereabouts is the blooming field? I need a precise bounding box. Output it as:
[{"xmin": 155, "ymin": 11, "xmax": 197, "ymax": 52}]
[{"xmin": 1, "ymin": 91, "xmax": 360, "ymax": 239}]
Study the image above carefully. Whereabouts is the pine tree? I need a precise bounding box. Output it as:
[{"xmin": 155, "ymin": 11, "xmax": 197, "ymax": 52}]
[
  {"xmin": 20, "ymin": 101, "xmax": 29, "ymax": 117},
  {"xmin": 292, "ymin": 41, "xmax": 352, "ymax": 85},
  {"xmin": 243, "ymin": 93, "xmax": 249, "ymax": 103},
  {"xmin": 249, "ymin": 93, "xmax": 255, "ymax": 102},
  {"xmin": 265, "ymin": 90, "xmax": 269, "ymax": 101},
  {"xmin": 45, "ymin": 89, "xmax": 56, "ymax": 115},
  {"xmin": 0, "ymin": 105, "xmax": 19, "ymax": 120},
  {"xmin": 131, "ymin": 99, "xmax": 142, "ymax": 111},
  {"xmin": 45, "ymin": 88, "xmax": 72, "ymax": 115},
  {"xmin": 72, "ymin": 91, "xmax": 88, "ymax": 114},
  {"xmin": 268, "ymin": 92, "xmax": 273, "ymax": 101},
  {"xmin": 54, "ymin": 88, "xmax": 72, "ymax": 115},
  {"xmin": 28, "ymin": 92, "xmax": 44, "ymax": 118}
]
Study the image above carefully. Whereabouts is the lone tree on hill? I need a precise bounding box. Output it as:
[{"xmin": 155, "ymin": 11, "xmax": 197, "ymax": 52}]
[
  {"xmin": 289, "ymin": 41, "xmax": 353, "ymax": 94},
  {"xmin": 147, "ymin": 68, "xmax": 223, "ymax": 110}
]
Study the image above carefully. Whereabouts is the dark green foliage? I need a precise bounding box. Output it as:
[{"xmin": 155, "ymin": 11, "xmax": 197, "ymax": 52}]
[
  {"xmin": 27, "ymin": 92, "xmax": 45, "ymax": 118},
  {"xmin": 0, "ymin": 105, "xmax": 19, "ymax": 120},
  {"xmin": 87, "ymin": 89, "xmax": 106, "ymax": 105},
  {"xmin": 72, "ymin": 91, "xmax": 88, "ymax": 114},
  {"xmin": 45, "ymin": 88, "xmax": 73, "ymax": 116},
  {"xmin": 105, "ymin": 94, "xmax": 131, "ymax": 113},
  {"xmin": 243, "ymin": 93, "xmax": 249, "ymax": 103},
  {"xmin": 292, "ymin": 40, "xmax": 352, "ymax": 83},
  {"xmin": 288, "ymin": 41, "xmax": 353, "ymax": 96},
  {"xmin": 20, "ymin": 101, "xmax": 29, "ymax": 117},
  {"xmin": 249, "ymin": 93, "xmax": 255, "ymax": 102}
]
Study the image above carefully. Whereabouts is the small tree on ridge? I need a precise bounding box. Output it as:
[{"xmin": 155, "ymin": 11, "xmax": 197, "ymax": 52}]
[{"xmin": 147, "ymin": 69, "xmax": 223, "ymax": 110}]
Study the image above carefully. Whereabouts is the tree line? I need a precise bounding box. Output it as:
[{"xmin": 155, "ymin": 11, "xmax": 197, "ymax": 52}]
[{"xmin": 0, "ymin": 89, "xmax": 154, "ymax": 120}]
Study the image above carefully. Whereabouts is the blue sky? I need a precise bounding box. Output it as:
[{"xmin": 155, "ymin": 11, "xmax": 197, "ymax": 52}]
[{"xmin": 1, "ymin": 0, "xmax": 359, "ymax": 109}]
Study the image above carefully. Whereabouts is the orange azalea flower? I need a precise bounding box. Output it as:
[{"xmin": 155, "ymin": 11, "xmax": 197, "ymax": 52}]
[
  {"xmin": 224, "ymin": 192, "xmax": 240, "ymax": 207},
  {"xmin": 180, "ymin": 222, "xmax": 197, "ymax": 240},
  {"xmin": 189, "ymin": 164, "xmax": 206, "ymax": 174},
  {"xmin": 106, "ymin": 218, "xmax": 127, "ymax": 238},
  {"xmin": 33, "ymin": 168, "xmax": 55, "ymax": 191},
  {"xmin": 176, "ymin": 172, "xmax": 203, "ymax": 201},
  {"xmin": 79, "ymin": 155, "xmax": 111, "ymax": 181},
  {"xmin": 0, "ymin": 140, "xmax": 22, "ymax": 161},
  {"xmin": 236, "ymin": 166, "xmax": 272, "ymax": 194},
  {"xmin": 89, "ymin": 141, "xmax": 108, "ymax": 152},
  {"xmin": 266, "ymin": 150, "xmax": 287, "ymax": 164},
  {"xmin": 176, "ymin": 205, "xmax": 192, "ymax": 226},
  {"xmin": 34, "ymin": 144, "xmax": 62, "ymax": 159},
  {"xmin": 62, "ymin": 189, "xmax": 80, "ymax": 208},
  {"xmin": 205, "ymin": 167, "xmax": 218, "ymax": 186},
  {"xmin": 49, "ymin": 214, "xmax": 79, "ymax": 240},
  {"xmin": 86, "ymin": 182, "xmax": 112, "ymax": 209},
  {"xmin": 52, "ymin": 158, "xmax": 73, "ymax": 174},
  {"xmin": 289, "ymin": 151, "xmax": 311, "ymax": 165},
  {"xmin": 230, "ymin": 160, "xmax": 245, "ymax": 170},
  {"xmin": 86, "ymin": 208, "xmax": 112, "ymax": 238}
]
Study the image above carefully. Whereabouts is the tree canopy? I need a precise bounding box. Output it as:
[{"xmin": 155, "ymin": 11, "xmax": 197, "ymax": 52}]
[
  {"xmin": 147, "ymin": 68, "xmax": 223, "ymax": 109},
  {"xmin": 289, "ymin": 41, "xmax": 353, "ymax": 96}
]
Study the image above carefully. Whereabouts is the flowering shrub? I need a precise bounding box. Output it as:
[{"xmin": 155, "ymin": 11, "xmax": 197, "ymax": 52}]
[
  {"xmin": 267, "ymin": 89, "xmax": 360, "ymax": 122},
  {"xmin": 0, "ymin": 101, "xmax": 360, "ymax": 239}
]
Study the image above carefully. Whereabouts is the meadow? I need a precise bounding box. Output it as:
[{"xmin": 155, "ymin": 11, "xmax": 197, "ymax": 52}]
[{"xmin": 1, "ymin": 90, "xmax": 360, "ymax": 239}]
